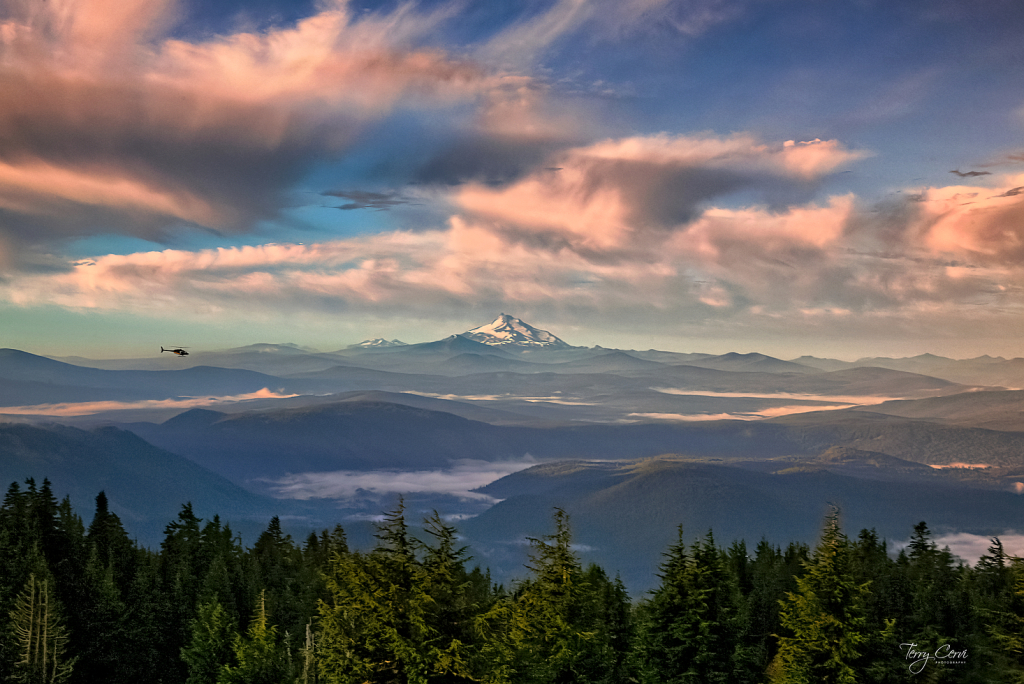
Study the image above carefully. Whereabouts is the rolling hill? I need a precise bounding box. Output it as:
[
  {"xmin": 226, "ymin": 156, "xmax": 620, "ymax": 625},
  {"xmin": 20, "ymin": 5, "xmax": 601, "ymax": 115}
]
[
  {"xmin": 461, "ymin": 455, "xmax": 1024, "ymax": 592},
  {"xmin": 0, "ymin": 422, "xmax": 294, "ymax": 547}
]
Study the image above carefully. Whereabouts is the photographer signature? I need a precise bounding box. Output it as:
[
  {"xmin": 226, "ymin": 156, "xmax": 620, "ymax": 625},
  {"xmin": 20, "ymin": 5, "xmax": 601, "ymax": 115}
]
[{"xmin": 901, "ymin": 642, "xmax": 968, "ymax": 674}]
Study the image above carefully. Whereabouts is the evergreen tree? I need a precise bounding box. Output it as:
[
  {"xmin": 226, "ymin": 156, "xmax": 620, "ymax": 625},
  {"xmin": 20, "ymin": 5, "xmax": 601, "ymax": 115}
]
[
  {"xmin": 481, "ymin": 508, "xmax": 625, "ymax": 684},
  {"xmin": 577, "ymin": 564, "xmax": 633, "ymax": 684},
  {"xmin": 770, "ymin": 510, "xmax": 876, "ymax": 684},
  {"xmin": 181, "ymin": 599, "xmax": 239, "ymax": 684},
  {"xmin": 897, "ymin": 522, "xmax": 989, "ymax": 682},
  {"xmin": 8, "ymin": 567, "xmax": 76, "ymax": 684},
  {"xmin": 119, "ymin": 553, "xmax": 166, "ymax": 683},
  {"xmin": 511, "ymin": 508, "xmax": 589, "ymax": 683},
  {"xmin": 989, "ymin": 555, "xmax": 1024, "ymax": 682},
  {"xmin": 220, "ymin": 591, "xmax": 291, "ymax": 684},
  {"xmin": 85, "ymin": 491, "xmax": 137, "ymax": 591},
  {"xmin": 637, "ymin": 528, "xmax": 739, "ymax": 684},
  {"xmin": 74, "ymin": 546, "xmax": 128, "ymax": 682},
  {"xmin": 318, "ymin": 500, "xmax": 435, "ymax": 684},
  {"xmin": 849, "ymin": 528, "xmax": 906, "ymax": 684},
  {"xmin": 420, "ymin": 511, "xmax": 481, "ymax": 682}
]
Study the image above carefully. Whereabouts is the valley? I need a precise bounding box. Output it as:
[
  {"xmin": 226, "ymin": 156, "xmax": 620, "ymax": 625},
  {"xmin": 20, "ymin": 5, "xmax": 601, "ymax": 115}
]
[{"xmin": 3, "ymin": 313, "xmax": 1024, "ymax": 592}]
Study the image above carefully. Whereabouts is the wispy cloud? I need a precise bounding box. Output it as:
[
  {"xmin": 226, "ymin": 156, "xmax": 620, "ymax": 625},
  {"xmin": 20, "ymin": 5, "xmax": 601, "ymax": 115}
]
[
  {"xmin": 323, "ymin": 189, "xmax": 416, "ymax": 211},
  {"xmin": 6, "ymin": 132, "xmax": 1024, "ymax": 347},
  {"xmin": 268, "ymin": 458, "xmax": 537, "ymax": 501},
  {"xmin": 628, "ymin": 404, "xmax": 858, "ymax": 421},
  {"xmin": 480, "ymin": 0, "xmax": 744, "ymax": 67},
  {"xmin": 0, "ymin": 388, "xmax": 297, "ymax": 416},
  {"xmin": 0, "ymin": 0, "xmax": 499, "ymax": 261}
]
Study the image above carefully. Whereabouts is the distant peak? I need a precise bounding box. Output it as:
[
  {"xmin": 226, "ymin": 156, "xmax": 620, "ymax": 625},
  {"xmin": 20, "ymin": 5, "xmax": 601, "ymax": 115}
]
[
  {"xmin": 463, "ymin": 315, "xmax": 571, "ymax": 349},
  {"xmin": 350, "ymin": 338, "xmax": 408, "ymax": 349}
]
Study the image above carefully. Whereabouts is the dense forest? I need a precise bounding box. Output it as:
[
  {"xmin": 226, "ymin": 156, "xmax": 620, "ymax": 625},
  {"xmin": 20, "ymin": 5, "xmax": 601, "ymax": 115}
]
[{"xmin": 1, "ymin": 478, "xmax": 1021, "ymax": 683}]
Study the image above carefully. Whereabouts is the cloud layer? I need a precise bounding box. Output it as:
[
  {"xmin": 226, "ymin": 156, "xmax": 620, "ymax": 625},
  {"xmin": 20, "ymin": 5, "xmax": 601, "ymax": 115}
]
[
  {"xmin": 7, "ymin": 129, "xmax": 1024, "ymax": 346},
  {"xmin": 0, "ymin": 388, "xmax": 297, "ymax": 416},
  {"xmin": 0, "ymin": 0, "xmax": 745, "ymax": 265},
  {"xmin": 3, "ymin": 0, "xmax": 1024, "ymax": 353},
  {"xmin": 268, "ymin": 458, "xmax": 537, "ymax": 502},
  {"xmin": 0, "ymin": 0, "xmax": 495, "ymax": 257}
]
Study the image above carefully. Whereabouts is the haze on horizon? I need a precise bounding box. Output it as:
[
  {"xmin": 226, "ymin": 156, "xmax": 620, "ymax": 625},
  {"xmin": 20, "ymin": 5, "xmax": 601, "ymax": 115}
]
[{"xmin": 1, "ymin": 0, "xmax": 1024, "ymax": 361}]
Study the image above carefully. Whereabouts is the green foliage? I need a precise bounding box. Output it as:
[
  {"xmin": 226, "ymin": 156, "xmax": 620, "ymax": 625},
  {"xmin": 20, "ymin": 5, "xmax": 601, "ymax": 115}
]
[
  {"xmin": 636, "ymin": 528, "xmax": 739, "ymax": 684},
  {"xmin": 2, "ymin": 479, "xmax": 1022, "ymax": 684},
  {"xmin": 8, "ymin": 567, "xmax": 76, "ymax": 684},
  {"xmin": 219, "ymin": 591, "xmax": 291, "ymax": 684},
  {"xmin": 318, "ymin": 501, "xmax": 485, "ymax": 684},
  {"xmin": 181, "ymin": 600, "xmax": 238, "ymax": 684},
  {"xmin": 893, "ymin": 523, "xmax": 991, "ymax": 682},
  {"xmin": 478, "ymin": 508, "xmax": 633, "ymax": 684},
  {"xmin": 770, "ymin": 510, "xmax": 874, "ymax": 684}
]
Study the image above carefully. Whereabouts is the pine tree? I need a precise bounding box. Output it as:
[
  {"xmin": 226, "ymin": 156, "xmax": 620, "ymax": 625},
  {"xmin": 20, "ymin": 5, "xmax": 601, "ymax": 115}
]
[
  {"xmin": 637, "ymin": 528, "xmax": 739, "ymax": 684},
  {"xmin": 318, "ymin": 500, "xmax": 434, "ymax": 684},
  {"xmin": 770, "ymin": 510, "xmax": 874, "ymax": 684},
  {"xmin": 220, "ymin": 591, "xmax": 291, "ymax": 684},
  {"xmin": 8, "ymin": 569, "xmax": 76, "ymax": 684},
  {"xmin": 181, "ymin": 599, "xmax": 239, "ymax": 684}
]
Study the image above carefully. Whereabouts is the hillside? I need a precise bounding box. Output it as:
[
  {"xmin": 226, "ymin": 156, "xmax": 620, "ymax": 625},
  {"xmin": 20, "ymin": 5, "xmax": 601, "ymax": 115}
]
[
  {"xmin": 0, "ymin": 422, "xmax": 291, "ymax": 546},
  {"xmin": 462, "ymin": 455, "xmax": 1024, "ymax": 592},
  {"xmin": 861, "ymin": 389, "xmax": 1024, "ymax": 431}
]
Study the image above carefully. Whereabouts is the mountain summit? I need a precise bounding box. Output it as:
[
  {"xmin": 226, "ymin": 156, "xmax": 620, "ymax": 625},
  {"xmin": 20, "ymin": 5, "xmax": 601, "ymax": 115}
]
[
  {"xmin": 349, "ymin": 338, "xmax": 408, "ymax": 349},
  {"xmin": 462, "ymin": 314, "xmax": 572, "ymax": 349}
]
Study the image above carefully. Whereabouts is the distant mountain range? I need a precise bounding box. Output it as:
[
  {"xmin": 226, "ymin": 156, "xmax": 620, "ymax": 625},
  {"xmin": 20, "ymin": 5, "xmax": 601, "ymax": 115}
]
[
  {"xmin": 6, "ymin": 313, "xmax": 1024, "ymax": 591},
  {"xmin": 5, "ymin": 415, "xmax": 1022, "ymax": 592},
  {"xmin": 121, "ymin": 398, "xmax": 1024, "ymax": 493},
  {"xmin": 350, "ymin": 338, "xmax": 408, "ymax": 349}
]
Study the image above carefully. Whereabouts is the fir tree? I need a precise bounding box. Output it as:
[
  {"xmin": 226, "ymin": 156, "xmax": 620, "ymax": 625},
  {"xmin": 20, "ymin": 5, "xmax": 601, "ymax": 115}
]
[
  {"xmin": 770, "ymin": 510, "xmax": 876, "ymax": 684},
  {"xmin": 181, "ymin": 599, "xmax": 239, "ymax": 684},
  {"xmin": 318, "ymin": 500, "xmax": 435, "ymax": 684},
  {"xmin": 482, "ymin": 508, "xmax": 622, "ymax": 684},
  {"xmin": 220, "ymin": 591, "xmax": 291, "ymax": 684},
  {"xmin": 8, "ymin": 568, "xmax": 76, "ymax": 684},
  {"xmin": 420, "ymin": 511, "xmax": 480, "ymax": 682},
  {"xmin": 637, "ymin": 528, "xmax": 739, "ymax": 684}
]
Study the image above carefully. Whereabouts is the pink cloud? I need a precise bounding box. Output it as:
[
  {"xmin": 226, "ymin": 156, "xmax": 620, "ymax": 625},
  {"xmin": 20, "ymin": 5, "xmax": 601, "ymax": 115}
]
[
  {"xmin": 452, "ymin": 133, "xmax": 867, "ymax": 254},
  {"xmin": 5, "ymin": 141, "xmax": 1024, "ymax": 349},
  {"xmin": 481, "ymin": 0, "xmax": 745, "ymax": 67},
  {"xmin": 918, "ymin": 174, "xmax": 1024, "ymax": 263},
  {"xmin": 0, "ymin": 0, "xmax": 496, "ymax": 251},
  {"xmin": 780, "ymin": 138, "xmax": 872, "ymax": 179},
  {"xmin": 0, "ymin": 388, "xmax": 297, "ymax": 417}
]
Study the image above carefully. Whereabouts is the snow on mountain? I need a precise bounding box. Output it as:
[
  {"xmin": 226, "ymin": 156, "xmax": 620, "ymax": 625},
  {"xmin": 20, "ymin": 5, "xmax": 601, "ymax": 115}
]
[
  {"xmin": 351, "ymin": 338, "xmax": 408, "ymax": 348},
  {"xmin": 462, "ymin": 314, "xmax": 572, "ymax": 349}
]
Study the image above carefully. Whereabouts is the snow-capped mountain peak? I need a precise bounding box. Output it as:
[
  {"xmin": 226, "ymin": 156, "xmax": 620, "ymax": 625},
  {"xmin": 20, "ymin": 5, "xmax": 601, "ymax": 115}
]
[
  {"xmin": 350, "ymin": 338, "xmax": 408, "ymax": 349},
  {"xmin": 462, "ymin": 314, "xmax": 571, "ymax": 349}
]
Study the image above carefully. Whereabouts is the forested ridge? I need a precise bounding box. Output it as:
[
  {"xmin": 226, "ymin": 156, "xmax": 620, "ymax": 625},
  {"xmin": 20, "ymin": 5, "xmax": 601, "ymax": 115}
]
[{"xmin": 1, "ymin": 478, "xmax": 1022, "ymax": 683}]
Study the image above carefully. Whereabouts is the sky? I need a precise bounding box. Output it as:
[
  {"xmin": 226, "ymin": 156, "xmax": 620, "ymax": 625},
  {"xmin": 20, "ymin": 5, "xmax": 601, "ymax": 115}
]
[{"xmin": 2, "ymin": 0, "xmax": 1024, "ymax": 360}]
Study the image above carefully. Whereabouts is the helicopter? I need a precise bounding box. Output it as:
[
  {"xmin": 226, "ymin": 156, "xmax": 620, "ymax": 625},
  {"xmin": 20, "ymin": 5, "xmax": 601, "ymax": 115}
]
[{"xmin": 161, "ymin": 346, "xmax": 190, "ymax": 356}]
